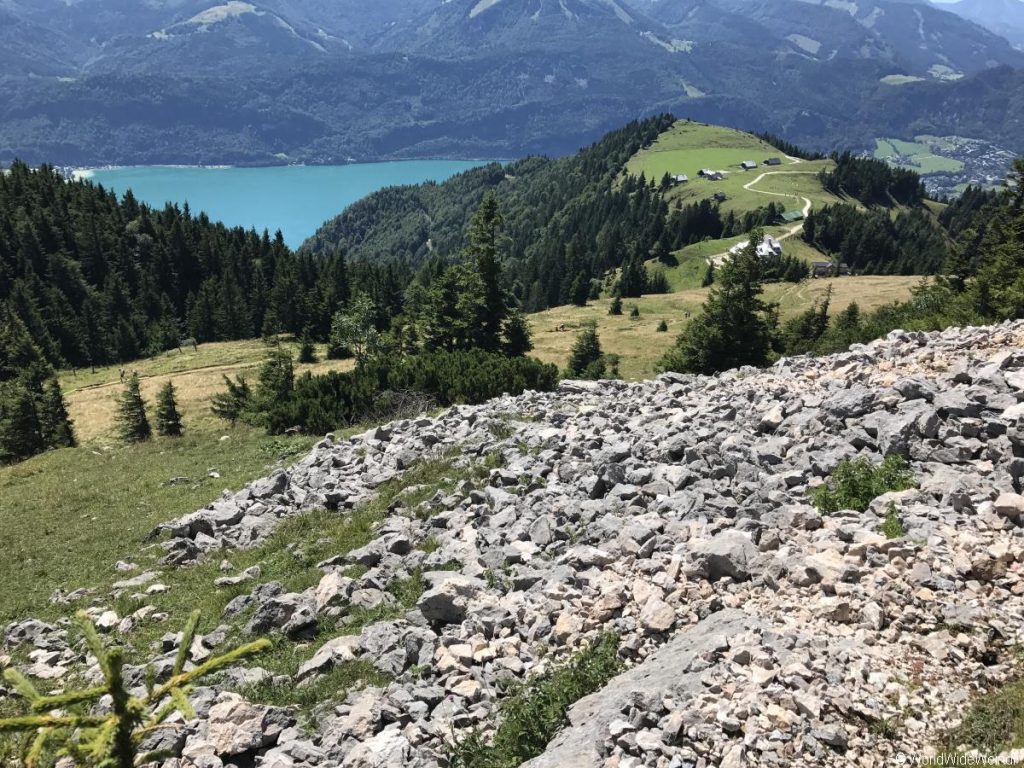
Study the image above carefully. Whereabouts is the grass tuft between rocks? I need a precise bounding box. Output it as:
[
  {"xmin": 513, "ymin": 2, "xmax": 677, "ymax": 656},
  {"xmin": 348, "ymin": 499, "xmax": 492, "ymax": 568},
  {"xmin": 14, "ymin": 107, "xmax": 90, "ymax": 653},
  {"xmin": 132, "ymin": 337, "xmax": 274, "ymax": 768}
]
[
  {"xmin": 928, "ymin": 678, "xmax": 1024, "ymax": 765},
  {"xmin": 444, "ymin": 633, "xmax": 623, "ymax": 768},
  {"xmin": 880, "ymin": 503, "xmax": 907, "ymax": 539}
]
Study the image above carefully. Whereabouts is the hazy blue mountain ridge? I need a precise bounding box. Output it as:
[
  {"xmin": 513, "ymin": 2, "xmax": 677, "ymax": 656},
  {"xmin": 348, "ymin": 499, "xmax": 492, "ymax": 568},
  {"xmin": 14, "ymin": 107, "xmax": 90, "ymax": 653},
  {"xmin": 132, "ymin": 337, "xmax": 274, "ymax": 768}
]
[{"xmin": 1, "ymin": 0, "xmax": 1023, "ymax": 166}]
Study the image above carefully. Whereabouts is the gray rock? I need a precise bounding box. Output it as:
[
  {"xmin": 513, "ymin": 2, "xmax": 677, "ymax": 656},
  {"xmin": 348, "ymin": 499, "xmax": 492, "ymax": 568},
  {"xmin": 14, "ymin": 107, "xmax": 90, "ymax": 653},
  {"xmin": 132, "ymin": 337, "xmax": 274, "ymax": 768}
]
[
  {"xmin": 695, "ymin": 531, "xmax": 758, "ymax": 582},
  {"xmin": 994, "ymin": 493, "xmax": 1024, "ymax": 521},
  {"xmin": 417, "ymin": 574, "xmax": 486, "ymax": 624}
]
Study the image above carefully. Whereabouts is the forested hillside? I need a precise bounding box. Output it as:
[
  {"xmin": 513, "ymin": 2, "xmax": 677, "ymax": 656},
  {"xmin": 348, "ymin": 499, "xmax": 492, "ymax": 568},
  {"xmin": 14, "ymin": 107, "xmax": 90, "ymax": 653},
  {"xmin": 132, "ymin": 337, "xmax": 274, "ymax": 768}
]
[
  {"xmin": 3, "ymin": 117, "xmax": 977, "ymax": 377},
  {"xmin": 304, "ymin": 118, "xmax": 962, "ymax": 313},
  {"xmin": 0, "ymin": 162, "xmax": 370, "ymax": 368},
  {"xmin": 305, "ymin": 116, "xmax": 682, "ymax": 312}
]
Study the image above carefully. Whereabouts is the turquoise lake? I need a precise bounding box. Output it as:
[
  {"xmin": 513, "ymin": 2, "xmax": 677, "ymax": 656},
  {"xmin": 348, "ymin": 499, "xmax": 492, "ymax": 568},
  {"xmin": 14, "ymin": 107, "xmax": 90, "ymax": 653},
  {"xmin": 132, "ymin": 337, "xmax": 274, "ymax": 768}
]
[{"xmin": 82, "ymin": 161, "xmax": 489, "ymax": 249}]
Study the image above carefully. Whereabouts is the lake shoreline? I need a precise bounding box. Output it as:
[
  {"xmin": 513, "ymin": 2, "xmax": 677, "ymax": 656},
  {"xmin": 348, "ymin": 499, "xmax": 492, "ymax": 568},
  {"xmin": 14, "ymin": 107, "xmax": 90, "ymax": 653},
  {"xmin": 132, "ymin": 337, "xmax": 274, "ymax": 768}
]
[
  {"xmin": 82, "ymin": 160, "xmax": 493, "ymax": 248},
  {"xmin": 71, "ymin": 157, "xmax": 507, "ymax": 181}
]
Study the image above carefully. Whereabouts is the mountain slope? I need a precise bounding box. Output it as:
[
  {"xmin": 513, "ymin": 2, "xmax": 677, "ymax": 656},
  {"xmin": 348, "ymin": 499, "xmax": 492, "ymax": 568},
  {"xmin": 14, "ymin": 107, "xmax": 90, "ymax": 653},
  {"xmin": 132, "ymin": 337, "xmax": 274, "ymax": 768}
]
[
  {"xmin": 6, "ymin": 318, "xmax": 1024, "ymax": 765},
  {"xmin": 372, "ymin": 0, "xmax": 673, "ymax": 54},
  {"xmin": 1, "ymin": 0, "xmax": 1023, "ymax": 164},
  {"xmin": 647, "ymin": 0, "xmax": 1023, "ymax": 78},
  {"xmin": 934, "ymin": 0, "xmax": 1024, "ymax": 48}
]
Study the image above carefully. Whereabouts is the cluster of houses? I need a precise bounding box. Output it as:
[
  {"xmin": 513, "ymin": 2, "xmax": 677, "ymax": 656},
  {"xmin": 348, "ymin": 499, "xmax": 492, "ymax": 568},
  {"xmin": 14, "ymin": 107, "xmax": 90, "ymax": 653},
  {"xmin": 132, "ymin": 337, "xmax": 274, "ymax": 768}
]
[
  {"xmin": 728, "ymin": 235, "xmax": 783, "ymax": 259},
  {"xmin": 670, "ymin": 157, "xmax": 784, "ymax": 187}
]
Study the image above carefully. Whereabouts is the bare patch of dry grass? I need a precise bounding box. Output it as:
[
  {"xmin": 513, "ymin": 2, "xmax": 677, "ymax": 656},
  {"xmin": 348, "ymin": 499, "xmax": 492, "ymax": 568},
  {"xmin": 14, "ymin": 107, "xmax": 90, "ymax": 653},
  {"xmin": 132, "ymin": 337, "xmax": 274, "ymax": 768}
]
[
  {"xmin": 61, "ymin": 340, "xmax": 353, "ymax": 442},
  {"xmin": 528, "ymin": 276, "xmax": 922, "ymax": 379}
]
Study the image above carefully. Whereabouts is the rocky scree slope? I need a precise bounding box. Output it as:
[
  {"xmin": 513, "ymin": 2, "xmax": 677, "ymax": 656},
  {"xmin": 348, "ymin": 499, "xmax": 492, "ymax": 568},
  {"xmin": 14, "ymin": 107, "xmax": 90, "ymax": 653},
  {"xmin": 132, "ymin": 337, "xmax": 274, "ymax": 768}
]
[{"xmin": 7, "ymin": 322, "xmax": 1024, "ymax": 767}]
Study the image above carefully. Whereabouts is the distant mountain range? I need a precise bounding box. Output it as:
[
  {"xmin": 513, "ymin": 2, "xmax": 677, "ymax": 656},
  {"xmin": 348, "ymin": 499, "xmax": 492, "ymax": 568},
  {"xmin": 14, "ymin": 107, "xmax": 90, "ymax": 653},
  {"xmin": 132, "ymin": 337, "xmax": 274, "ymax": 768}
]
[
  {"xmin": 0, "ymin": 0, "xmax": 1022, "ymax": 166},
  {"xmin": 931, "ymin": 0, "xmax": 1024, "ymax": 49}
]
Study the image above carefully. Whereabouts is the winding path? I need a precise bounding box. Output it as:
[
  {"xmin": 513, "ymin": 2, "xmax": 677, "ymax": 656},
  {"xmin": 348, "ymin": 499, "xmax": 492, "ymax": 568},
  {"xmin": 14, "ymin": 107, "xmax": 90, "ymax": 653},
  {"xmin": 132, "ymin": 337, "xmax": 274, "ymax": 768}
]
[{"xmin": 709, "ymin": 168, "xmax": 820, "ymax": 266}]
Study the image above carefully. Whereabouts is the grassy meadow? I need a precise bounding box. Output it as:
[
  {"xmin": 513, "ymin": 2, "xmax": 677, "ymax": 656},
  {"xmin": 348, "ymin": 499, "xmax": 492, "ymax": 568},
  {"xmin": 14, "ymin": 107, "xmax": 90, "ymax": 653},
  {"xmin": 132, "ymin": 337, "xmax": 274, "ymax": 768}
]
[
  {"xmin": 61, "ymin": 339, "xmax": 353, "ymax": 442},
  {"xmin": 624, "ymin": 121, "xmax": 838, "ymax": 216},
  {"xmin": 0, "ymin": 427, "xmax": 318, "ymax": 624},
  {"xmin": 528, "ymin": 276, "xmax": 923, "ymax": 380},
  {"xmin": 874, "ymin": 137, "xmax": 964, "ymax": 175},
  {"xmin": 0, "ymin": 337, "xmax": 357, "ymax": 624}
]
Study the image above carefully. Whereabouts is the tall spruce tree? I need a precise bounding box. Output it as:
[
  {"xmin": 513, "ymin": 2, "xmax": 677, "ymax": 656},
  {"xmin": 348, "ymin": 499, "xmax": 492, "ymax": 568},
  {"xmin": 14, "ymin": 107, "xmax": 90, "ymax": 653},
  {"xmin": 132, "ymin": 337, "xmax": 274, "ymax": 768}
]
[
  {"xmin": 116, "ymin": 373, "xmax": 152, "ymax": 443},
  {"xmin": 0, "ymin": 386, "xmax": 44, "ymax": 463},
  {"xmin": 660, "ymin": 230, "xmax": 776, "ymax": 374},
  {"xmin": 39, "ymin": 379, "xmax": 76, "ymax": 449},
  {"xmin": 567, "ymin": 324, "xmax": 605, "ymax": 379},
  {"xmin": 0, "ymin": 302, "xmax": 74, "ymax": 463},
  {"xmin": 463, "ymin": 192, "xmax": 510, "ymax": 352},
  {"xmin": 155, "ymin": 381, "xmax": 184, "ymax": 437}
]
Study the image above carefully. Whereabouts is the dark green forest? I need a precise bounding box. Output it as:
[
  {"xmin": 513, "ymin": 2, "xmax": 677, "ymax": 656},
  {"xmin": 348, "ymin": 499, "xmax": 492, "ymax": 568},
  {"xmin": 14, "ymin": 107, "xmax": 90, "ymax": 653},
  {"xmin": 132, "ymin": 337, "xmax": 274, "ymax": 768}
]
[
  {"xmin": 802, "ymin": 205, "xmax": 949, "ymax": 275},
  {"xmin": 305, "ymin": 118, "xmax": 836, "ymax": 314},
  {"xmin": 0, "ymin": 161, "xmax": 393, "ymax": 368},
  {"xmin": 820, "ymin": 152, "xmax": 926, "ymax": 206}
]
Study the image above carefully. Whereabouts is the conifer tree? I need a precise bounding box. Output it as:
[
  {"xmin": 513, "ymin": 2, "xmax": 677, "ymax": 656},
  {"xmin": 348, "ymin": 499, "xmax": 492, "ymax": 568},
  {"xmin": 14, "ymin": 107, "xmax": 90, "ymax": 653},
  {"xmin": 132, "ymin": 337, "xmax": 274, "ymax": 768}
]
[
  {"xmin": 0, "ymin": 386, "xmax": 44, "ymax": 463},
  {"xmin": 0, "ymin": 610, "xmax": 269, "ymax": 767},
  {"xmin": 501, "ymin": 309, "xmax": 533, "ymax": 357},
  {"xmin": 617, "ymin": 254, "xmax": 647, "ymax": 298},
  {"xmin": 155, "ymin": 381, "xmax": 184, "ymax": 437},
  {"xmin": 211, "ymin": 375, "xmax": 253, "ymax": 426},
  {"xmin": 569, "ymin": 275, "xmax": 589, "ymax": 307},
  {"xmin": 0, "ymin": 303, "xmax": 73, "ymax": 462},
  {"xmin": 463, "ymin": 192, "xmax": 510, "ymax": 352},
  {"xmin": 608, "ymin": 296, "xmax": 623, "ymax": 316},
  {"xmin": 298, "ymin": 327, "xmax": 318, "ymax": 364},
  {"xmin": 567, "ymin": 324, "xmax": 605, "ymax": 379},
  {"xmin": 702, "ymin": 262, "xmax": 715, "ymax": 287},
  {"xmin": 661, "ymin": 231, "xmax": 777, "ymax": 375},
  {"xmin": 116, "ymin": 373, "xmax": 151, "ymax": 443},
  {"xmin": 39, "ymin": 379, "xmax": 76, "ymax": 449},
  {"xmin": 256, "ymin": 347, "xmax": 295, "ymax": 407}
]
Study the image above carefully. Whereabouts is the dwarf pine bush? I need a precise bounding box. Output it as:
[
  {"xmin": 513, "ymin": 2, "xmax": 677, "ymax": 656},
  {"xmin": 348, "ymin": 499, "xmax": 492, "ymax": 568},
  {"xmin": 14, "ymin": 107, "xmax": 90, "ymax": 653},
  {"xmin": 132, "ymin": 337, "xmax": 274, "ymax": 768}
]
[
  {"xmin": 445, "ymin": 633, "xmax": 622, "ymax": 768},
  {"xmin": 809, "ymin": 455, "xmax": 915, "ymax": 514}
]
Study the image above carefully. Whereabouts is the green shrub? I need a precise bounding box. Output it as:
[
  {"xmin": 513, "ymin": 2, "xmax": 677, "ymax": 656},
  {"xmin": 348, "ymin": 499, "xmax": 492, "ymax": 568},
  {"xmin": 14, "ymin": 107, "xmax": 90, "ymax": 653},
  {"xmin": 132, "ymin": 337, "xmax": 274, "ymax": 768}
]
[
  {"xmin": 445, "ymin": 633, "xmax": 622, "ymax": 768},
  {"xmin": 936, "ymin": 678, "xmax": 1024, "ymax": 757},
  {"xmin": 880, "ymin": 503, "xmax": 906, "ymax": 539},
  {"xmin": 808, "ymin": 455, "xmax": 915, "ymax": 513},
  {"xmin": 387, "ymin": 350, "xmax": 558, "ymax": 405},
  {"xmin": 221, "ymin": 350, "xmax": 559, "ymax": 435}
]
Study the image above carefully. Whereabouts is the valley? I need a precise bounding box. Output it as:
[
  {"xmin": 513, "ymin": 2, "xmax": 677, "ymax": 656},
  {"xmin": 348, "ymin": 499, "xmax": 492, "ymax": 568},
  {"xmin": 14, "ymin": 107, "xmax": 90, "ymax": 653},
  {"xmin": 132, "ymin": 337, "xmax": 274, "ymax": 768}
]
[{"xmin": 873, "ymin": 134, "xmax": 1016, "ymax": 198}]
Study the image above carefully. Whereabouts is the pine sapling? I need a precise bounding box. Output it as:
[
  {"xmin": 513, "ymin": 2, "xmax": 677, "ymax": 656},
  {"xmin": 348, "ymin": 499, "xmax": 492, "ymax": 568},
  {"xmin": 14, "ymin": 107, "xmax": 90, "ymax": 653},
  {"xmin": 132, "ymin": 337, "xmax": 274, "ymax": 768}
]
[
  {"xmin": 0, "ymin": 610, "xmax": 269, "ymax": 767},
  {"xmin": 116, "ymin": 373, "xmax": 151, "ymax": 443},
  {"xmin": 155, "ymin": 381, "xmax": 184, "ymax": 437}
]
